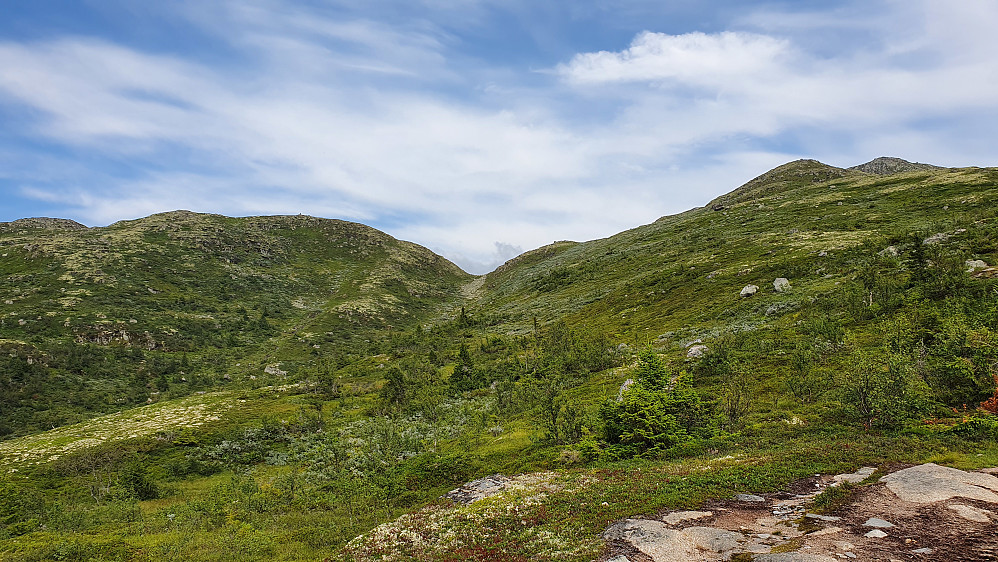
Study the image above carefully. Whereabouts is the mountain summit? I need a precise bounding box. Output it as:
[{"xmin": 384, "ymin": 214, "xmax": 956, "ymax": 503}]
[{"xmin": 849, "ymin": 156, "xmax": 942, "ymax": 175}]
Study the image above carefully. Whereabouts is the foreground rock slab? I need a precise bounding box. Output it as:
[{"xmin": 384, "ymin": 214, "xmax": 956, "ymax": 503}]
[{"xmin": 880, "ymin": 462, "xmax": 998, "ymax": 503}]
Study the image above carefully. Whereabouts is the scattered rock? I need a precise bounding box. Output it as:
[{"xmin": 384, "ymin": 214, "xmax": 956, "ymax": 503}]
[
  {"xmin": 818, "ymin": 250, "xmax": 828, "ymax": 257},
  {"xmin": 864, "ymin": 529, "xmax": 888, "ymax": 538},
  {"xmin": 607, "ymin": 556, "xmax": 631, "ymax": 562},
  {"xmin": 880, "ymin": 463, "xmax": 998, "ymax": 503},
  {"xmin": 662, "ymin": 510, "xmax": 712, "ymax": 525},
  {"xmin": 740, "ymin": 285, "xmax": 759, "ymax": 298},
  {"xmin": 603, "ymin": 520, "xmax": 747, "ymax": 562},
  {"xmin": 863, "ymin": 517, "xmax": 894, "ymax": 528},
  {"xmin": 264, "ymin": 364, "xmax": 288, "ymax": 376},
  {"xmin": 879, "ymin": 246, "xmax": 899, "ymax": 257},
  {"xmin": 687, "ymin": 344, "xmax": 708, "ymax": 358},
  {"xmin": 617, "ymin": 379, "xmax": 635, "ymax": 401},
  {"xmin": 923, "ymin": 232, "xmax": 950, "ymax": 245},
  {"xmin": 735, "ymin": 493, "xmax": 766, "ymax": 502},
  {"xmin": 832, "ymin": 466, "xmax": 876, "ymax": 485},
  {"xmin": 966, "ymin": 259, "xmax": 989, "ymax": 272},
  {"xmin": 444, "ymin": 475, "xmax": 511, "ymax": 504},
  {"xmin": 911, "ymin": 547, "xmax": 933, "ymax": 554},
  {"xmin": 773, "ymin": 277, "xmax": 791, "ymax": 292},
  {"xmin": 947, "ymin": 503, "xmax": 994, "ymax": 522}
]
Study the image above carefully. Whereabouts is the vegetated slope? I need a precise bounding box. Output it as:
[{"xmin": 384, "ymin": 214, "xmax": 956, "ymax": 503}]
[
  {"xmin": 473, "ymin": 159, "xmax": 998, "ymax": 341},
  {"xmin": 4, "ymin": 158, "xmax": 998, "ymax": 562},
  {"xmin": 0, "ymin": 211, "xmax": 470, "ymax": 438}
]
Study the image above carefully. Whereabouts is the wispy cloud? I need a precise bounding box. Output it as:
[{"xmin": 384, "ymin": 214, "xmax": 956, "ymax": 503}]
[{"xmin": 0, "ymin": 0, "xmax": 996, "ymax": 273}]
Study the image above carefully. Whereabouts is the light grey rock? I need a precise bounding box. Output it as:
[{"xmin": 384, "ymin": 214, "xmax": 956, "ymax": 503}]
[
  {"xmin": 661, "ymin": 510, "xmax": 712, "ymax": 525},
  {"xmin": 686, "ymin": 344, "xmax": 708, "ymax": 358},
  {"xmin": 740, "ymin": 284, "xmax": 759, "ymax": 297},
  {"xmin": 863, "ymin": 517, "xmax": 894, "ymax": 528},
  {"xmin": 881, "ymin": 463, "xmax": 998, "ymax": 504},
  {"xmin": 864, "ymin": 529, "xmax": 888, "ymax": 538},
  {"xmin": 735, "ymin": 493, "xmax": 766, "ymax": 502},
  {"xmin": 264, "ymin": 364, "xmax": 287, "ymax": 376},
  {"xmin": 773, "ymin": 277, "xmax": 791, "ymax": 292},
  {"xmin": 444, "ymin": 474, "xmax": 511, "ymax": 504},
  {"xmin": 923, "ymin": 232, "xmax": 950, "ymax": 245},
  {"xmin": 683, "ymin": 526, "xmax": 743, "ymax": 552},
  {"xmin": 616, "ymin": 379, "xmax": 635, "ymax": 401},
  {"xmin": 832, "ymin": 466, "xmax": 876, "ymax": 485},
  {"xmin": 911, "ymin": 548, "xmax": 934, "ymax": 554},
  {"xmin": 607, "ymin": 557, "xmax": 631, "ymax": 562},
  {"xmin": 806, "ymin": 513, "xmax": 842, "ymax": 522},
  {"xmin": 947, "ymin": 503, "xmax": 994, "ymax": 522},
  {"xmin": 966, "ymin": 259, "xmax": 989, "ymax": 272},
  {"xmin": 879, "ymin": 245, "xmax": 899, "ymax": 257}
]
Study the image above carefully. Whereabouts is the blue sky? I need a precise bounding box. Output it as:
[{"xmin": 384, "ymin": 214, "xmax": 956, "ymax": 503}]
[{"xmin": 1, "ymin": 1, "xmax": 996, "ymax": 273}]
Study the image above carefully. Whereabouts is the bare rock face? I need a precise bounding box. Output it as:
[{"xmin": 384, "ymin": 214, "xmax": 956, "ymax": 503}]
[
  {"xmin": 848, "ymin": 157, "xmax": 942, "ymax": 175},
  {"xmin": 881, "ymin": 463, "xmax": 998, "ymax": 503},
  {"xmin": 443, "ymin": 475, "xmax": 511, "ymax": 504}
]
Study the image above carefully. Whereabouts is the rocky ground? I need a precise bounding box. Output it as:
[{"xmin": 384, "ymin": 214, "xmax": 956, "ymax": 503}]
[{"xmin": 601, "ymin": 463, "xmax": 998, "ymax": 562}]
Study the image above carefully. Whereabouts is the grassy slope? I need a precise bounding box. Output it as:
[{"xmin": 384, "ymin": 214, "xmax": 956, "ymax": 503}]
[
  {"xmin": 3, "ymin": 161, "xmax": 998, "ymax": 561},
  {"xmin": 0, "ymin": 211, "xmax": 470, "ymax": 437},
  {"xmin": 474, "ymin": 161, "xmax": 998, "ymax": 338}
]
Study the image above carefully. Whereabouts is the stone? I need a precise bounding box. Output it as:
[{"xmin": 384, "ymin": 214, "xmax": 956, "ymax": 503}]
[
  {"xmin": 602, "ymin": 519, "xmax": 691, "ymax": 562},
  {"xmin": 947, "ymin": 503, "xmax": 994, "ymax": 522},
  {"xmin": 923, "ymin": 232, "xmax": 950, "ymax": 245},
  {"xmin": 911, "ymin": 548, "xmax": 933, "ymax": 554},
  {"xmin": 444, "ymin": 474, "xmax": 511, "ymax": 504},
  {"xmin": 773, "ymin": 277, "xmax": 791, "ymax": 292},
  {"xmin": 603, "ymin": 520, "xmax": 746, "ymax": 561},
  {"xmin": 881, "ymin": 463, "xmax": 998, "ymax": 504},
  {"xmin": 879, "ymin": 245, "xmax": 899, "ymax": 257},
  {"xmin": 832, "ymin": 466, "xmax": 876, "ymax": 485},
  {"xmin": 735, "ymin": 493, "xmax": 766, "ymax": 502},
  {"xmin": 616, "ymin": 379, "xmax": 635, "ymax": 401},
  {"xmin": 264, "ymin": 364, "xmax": 288, "ymax": 376},
  {"xmin": 686, "ymin": 344, "xmax": 708, "ymax": 358},
  {"xmin": 863, "ymin": 517, "xmax": 894, "ymax": 528},
  {"xmin": 607, "ymin": 557, "xmax": 631, "ymax": 562},
  {"xmin": 864, "ymin": 529, "xmax": 888, "ymax": 538},
  {"xmin": 661, "ymin": 510, "xmax": 712, "ymax": 525},
  {"xmin": 966, "ymin": 259, "xmax": 989, "ymax": 272},
  {"xmin": 740, "ymin": 285, "xmax": 759, "ymax": 297},
  {"xmin": 683, "ymin": 526, "xmax": 743, "ymax": 552}
]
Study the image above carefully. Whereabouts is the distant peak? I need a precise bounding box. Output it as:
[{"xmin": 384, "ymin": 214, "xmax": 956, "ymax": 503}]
[
  {"xmin": 849, "ymin": 157, "xmax": 942, "ymax": 175},
  {"xmin": 0, "ymin": 217, "xmax": 88, "ymax": 231}
]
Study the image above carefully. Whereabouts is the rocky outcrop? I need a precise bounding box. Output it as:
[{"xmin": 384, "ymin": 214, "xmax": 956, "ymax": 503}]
[{"xmin": 848, "ymin": 157, "xmax": 942, "ymax": 175}]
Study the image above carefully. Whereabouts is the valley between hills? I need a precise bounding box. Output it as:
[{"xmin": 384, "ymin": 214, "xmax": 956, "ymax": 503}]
[{"xmin": 3, "ymin": 157, "xmax": 998, "ymax": 560}]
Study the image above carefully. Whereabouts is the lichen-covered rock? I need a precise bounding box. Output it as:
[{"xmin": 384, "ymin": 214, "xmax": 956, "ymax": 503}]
[
  {"xmin": 740, "ymin": 285, "xmax": 759, "ymax": 297},
  {"xmin": 773, "ymin": 278, "xmax": 791, "ymax": 292}
]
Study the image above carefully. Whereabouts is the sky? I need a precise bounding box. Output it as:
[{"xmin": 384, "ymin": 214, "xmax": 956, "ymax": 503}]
[{"xmin": 0, "ymin": 1, "xmax": 996, "ymax": 273}]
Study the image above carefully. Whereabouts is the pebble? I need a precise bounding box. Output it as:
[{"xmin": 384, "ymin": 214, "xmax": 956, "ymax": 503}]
[
  {"xmin": 863, "ymin": 517, "xmax": 894, "ymax": 528},
  {"xmin": 911, "ymin": 548, "xmax": 933, "ymax": 554},
  {"xmin": 864, "ymin": 529, "xmax": 888, "ymax": 538}
]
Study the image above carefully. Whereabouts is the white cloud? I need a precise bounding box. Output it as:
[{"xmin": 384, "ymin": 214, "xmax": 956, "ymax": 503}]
[
  {"xmin": 556, "ymin": 31, "xmax": 791, "ymax": 86},
  {"xmin": 1, "ymin": 1, "xmax": 997, "ymax": 273}
]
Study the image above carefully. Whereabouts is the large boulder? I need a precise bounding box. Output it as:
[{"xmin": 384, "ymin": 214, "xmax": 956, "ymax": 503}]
[
  {"xmin": 881, "ymin": 463, "xmax": 998, "ymax": 503},
  {"xmin": 773, "ymin": 278, "xmax": 791, "ymax": 292}
]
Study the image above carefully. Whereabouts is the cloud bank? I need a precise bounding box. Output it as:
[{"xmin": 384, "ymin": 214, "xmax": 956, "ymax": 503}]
[{"xmin": 0, "ymin": 0, "xmax": 995, "ymax": 273}]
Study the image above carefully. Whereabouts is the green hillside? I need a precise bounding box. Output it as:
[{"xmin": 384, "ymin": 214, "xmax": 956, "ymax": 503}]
[
  {"xmin": 3, "ymin": 159, "xmax": 998, "ymax": 561},
  {"xmin": 0, "ymin": 211, "xmax": 469, "ymax": 438}
]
